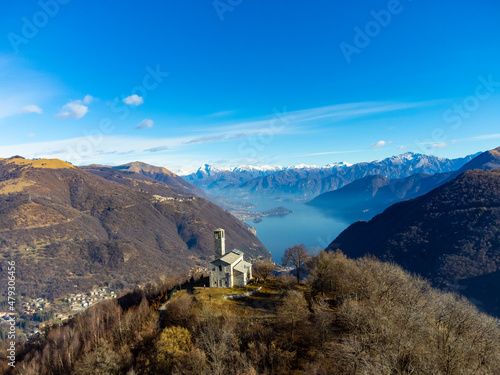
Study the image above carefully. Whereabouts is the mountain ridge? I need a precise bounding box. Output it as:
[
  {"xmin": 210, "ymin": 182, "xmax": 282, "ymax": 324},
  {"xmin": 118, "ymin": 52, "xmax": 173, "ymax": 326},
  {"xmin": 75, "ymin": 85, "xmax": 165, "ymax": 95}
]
[
  {"xmin": 307, "ymin": 172, "xmax": 452, "ymax": 216},
  {"xmin": 0, "ymin": 157, "xmax": 270, "ymax": 299},
  {"xmin": 182, "ymin": 152, "xmax": 479, "ymax": 200},
  {"xmin": 309, "ymin": 147, "xmax": 499, "ymax": 217},
  {"xmin": 327, "ymin": 166, "xmax": 500, "ymax": 316}
]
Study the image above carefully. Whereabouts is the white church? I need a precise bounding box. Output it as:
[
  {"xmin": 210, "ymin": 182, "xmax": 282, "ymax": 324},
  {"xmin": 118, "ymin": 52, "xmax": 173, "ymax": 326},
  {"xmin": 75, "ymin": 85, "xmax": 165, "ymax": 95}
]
[{"xmin": 209, "ymin": 228, "xmax": 252, "ymax": 288}]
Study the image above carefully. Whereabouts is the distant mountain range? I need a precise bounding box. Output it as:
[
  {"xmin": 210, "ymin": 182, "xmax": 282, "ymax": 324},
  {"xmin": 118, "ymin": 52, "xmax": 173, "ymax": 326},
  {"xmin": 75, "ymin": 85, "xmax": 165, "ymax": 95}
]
[
  {"xmin": 307, "ymin": 172, "xmax": 452, "ymax": 217},
  {"xmin": 182, "ymin": 152, "xmax": 478, "ymax": 201},
  {"xmin": 0, "ymin": 157, "xmax": 269, "ymax": 300},
  {"xmin": 327, "ymin": 146, "xmax": 500, "ymax": 316},
  {"xmin": 309, "ymin": 148, "xmax": 499, "ymax": 218}
]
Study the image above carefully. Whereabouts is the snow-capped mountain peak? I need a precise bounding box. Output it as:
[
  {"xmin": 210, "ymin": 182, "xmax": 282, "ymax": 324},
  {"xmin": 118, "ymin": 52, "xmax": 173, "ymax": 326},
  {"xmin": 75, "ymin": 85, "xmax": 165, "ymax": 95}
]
[
  {"xmin": 182, "ymin": 151, "xmax": 478, "ymax": 199},
  {"xmin": 291, "ymin": 164, "xmax": 319, "ymax": 169},
  {"xmin": 195, "ymin": 164, "xmax": 231, "ymax": 177},
  {"xmin": 232, "ymin": 165, "xmax": 284, "ymax": 173},
  {"xmin": 324, "ymin": 161, "xmax": 353, "ymax": 168}
]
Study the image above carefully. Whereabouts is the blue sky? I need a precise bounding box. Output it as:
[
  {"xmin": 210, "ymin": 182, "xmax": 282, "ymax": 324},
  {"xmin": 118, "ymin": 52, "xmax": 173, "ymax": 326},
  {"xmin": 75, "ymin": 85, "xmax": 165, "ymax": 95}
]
[{"xmin": 1, "ymin": 0, "xmax": 500, "ymax": 173}]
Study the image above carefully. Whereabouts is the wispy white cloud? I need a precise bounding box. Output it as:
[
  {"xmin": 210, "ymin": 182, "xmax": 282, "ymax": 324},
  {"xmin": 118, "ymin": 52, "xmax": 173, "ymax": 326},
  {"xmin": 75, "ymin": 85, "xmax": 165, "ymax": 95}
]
[
  {"xmin": 204, "ymin": 101, "xmax": 438, "ymax": 136},
  {"xmin": 371, "ymin": 140, "xmax": 392, "ymax": 148},
  {"xmin": 461, "ymin": 133, "xmax": 500, "ymax": 142},
  {"xmin": 0, "ymin": 100, "xmax": 444, "ymax": 170},
  {"xmin": 415, "ymin": 133, "xmax": 500, "ymax": 151},
  {"xmin": 0, "ymin": 94, "xmax": 47, "ymax": 120},
  {"xmin": 300, "ymin": 149, "xmax": 365, "ymax": 156},
  {"xmin": 56, "ymin": 96, "xmax": 92, "ymax": 120},
  {"xmin": 22, "ymin": 105, "xmax": 43, "ymax": 114},
  {"xmin": 206, "ymin": 110, "xmax": 235, "ymax": 118},
  {"xmin": 83, "ymin": 95, "xmax": 96, "ymax": 105},
  {"xmin": 146, "ymin": 146, "xmax": 169, "ymax": 153},
  {"xmin": 292, "ymin": 101, "xmax": 440, "ymax": 124},
  {"xmin": 123, "ymin": 94, "xmax": 144, "ymax": 106},
  {"xmin": 426, "ymin": 142, "xmax": 449, "ymax": 149},
  {"xmin": 183, "ymin": 132, "xmax": 250, "ymax": 145},
  {"xmin": 136, "ymin": 119, "xmax": 154, "ymax": 129},
  {"xmin": 0, "ymin": 135, "xmax": 180, "ymax": 164}
]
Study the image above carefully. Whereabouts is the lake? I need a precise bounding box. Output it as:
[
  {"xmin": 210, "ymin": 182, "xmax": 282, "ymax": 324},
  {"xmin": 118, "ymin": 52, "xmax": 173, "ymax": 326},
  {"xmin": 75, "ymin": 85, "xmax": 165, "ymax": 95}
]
[{"xmin": 244, "ymin": 199, "xmax": 360, "ymax": 262}]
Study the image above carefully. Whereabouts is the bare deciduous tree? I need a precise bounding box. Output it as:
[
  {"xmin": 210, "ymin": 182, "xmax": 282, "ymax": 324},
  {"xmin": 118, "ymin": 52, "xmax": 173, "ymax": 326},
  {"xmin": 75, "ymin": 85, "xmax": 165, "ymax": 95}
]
[
  {"xmin": 282, "ymin": 244, "xmax": 310, "ymax": 284},
  {"xmin": 252, "ymin": 260, "xmax": 275, "ymax": 283},
  {"xmin": 311, "ymin": 297, "xmax": 334, "ymax": 344},
  {"xmin": 276, "ymin": 290, "xmax": 309, "ymax": 341},
  {"xmin": 195, "ymin": 306, "xmax": 237, "ymax": 375}
]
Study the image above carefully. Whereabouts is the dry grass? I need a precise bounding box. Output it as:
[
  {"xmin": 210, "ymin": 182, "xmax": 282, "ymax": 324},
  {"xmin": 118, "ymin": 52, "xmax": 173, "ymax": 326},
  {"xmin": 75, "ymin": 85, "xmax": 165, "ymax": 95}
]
[
  {"xmin": 1, "ymin": 202, "xmax": 69, "ymax": 231},
  {"xmin": 0, "ymin": 178, "xmax": 36, "ymax": 194},
  {"xmin": 178, "ymin": 280, "xmax": 289, "ymax": 318},
  {"xmin": 4, "ymin": 158, "xmax": 74, "ymax": 170},
  {"xmin": 0, "ymin": 158, "xmax": 73, "ymax": 194},
  {"xmin": 124, "ymin": 163, "xmax": 176, "ymax": 177}
]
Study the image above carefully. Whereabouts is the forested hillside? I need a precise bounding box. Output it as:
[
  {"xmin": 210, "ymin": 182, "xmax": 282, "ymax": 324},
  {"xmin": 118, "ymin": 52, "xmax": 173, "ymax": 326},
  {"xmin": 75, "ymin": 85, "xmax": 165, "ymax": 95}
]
[
  {"xmin": 4, "ymin": 251, "xmax": 499, "ymax": 374},
  {"xmin": 329, "ymin": 169, "xmax": 500, "ymax": 316}
]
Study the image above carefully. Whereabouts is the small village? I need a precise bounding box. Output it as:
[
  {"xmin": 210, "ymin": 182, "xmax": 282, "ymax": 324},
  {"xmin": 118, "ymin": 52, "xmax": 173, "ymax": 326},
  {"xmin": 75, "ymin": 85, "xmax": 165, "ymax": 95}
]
[
  {"xmin": 152, "ymin": 194, "xmax": 197, "ymax": 203},
  {"xmin": 65, "ymin": 287, "xmax": 117, "ymax": 312},
  {"xmin": 0, "ymin": 287, "xmax": 117, "ymax": 339}
]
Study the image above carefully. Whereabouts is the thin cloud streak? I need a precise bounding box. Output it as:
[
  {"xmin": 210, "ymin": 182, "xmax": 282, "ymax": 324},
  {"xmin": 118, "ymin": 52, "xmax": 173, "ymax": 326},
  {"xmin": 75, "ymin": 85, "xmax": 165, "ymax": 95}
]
[
  {"xmin": 201, "ymin": 100, "xmax": 440, "ymax": 135},
  {"xmin": 462, "ymin": 133, "xmax": 500, "ymax": 142},
  {"xmin": 0, "ymin": 100, "xmax": 440, "ymax": 165},
  {"xmin": 299, "ymin": 149, "xmax": 365, "ymax": 156},
  {"xmin": 0, "ymin": 132, "xmax": 256, "ymax": 163},
  {"xmin": 22, "ymin": 105, "xmax": 43, "ymax": 114},
  {"xmin": 416, "ymin": 133, "xmax": 500, "ymax": 148},
  {"xmin": 427, "ymin": 142, "xmax": 449, "ymax": 149},
  {"xmin": 206, "ymin": 110, "xmax": 235, "ymax": 118}
]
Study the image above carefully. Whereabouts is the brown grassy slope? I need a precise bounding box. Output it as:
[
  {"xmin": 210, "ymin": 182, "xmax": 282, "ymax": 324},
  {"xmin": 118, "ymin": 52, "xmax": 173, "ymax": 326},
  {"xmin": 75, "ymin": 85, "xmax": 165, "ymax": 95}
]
[
  {"xmin": 82, "ymin": 166, "xmax": 266, "ymax": 257},
  {"xmin": 0, "ymin": 157, "xmax": 269, "ymax": 299},
  {"xmin": 86, "ymin": 161, "xmax": 207, "ymax": 198}
]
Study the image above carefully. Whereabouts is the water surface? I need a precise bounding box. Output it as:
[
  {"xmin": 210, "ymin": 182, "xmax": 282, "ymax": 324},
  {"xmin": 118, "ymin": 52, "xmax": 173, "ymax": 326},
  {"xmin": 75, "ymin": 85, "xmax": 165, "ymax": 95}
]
[{"xmin": 245, "ymin": 199, "xmax": 356, "ymax": 261}]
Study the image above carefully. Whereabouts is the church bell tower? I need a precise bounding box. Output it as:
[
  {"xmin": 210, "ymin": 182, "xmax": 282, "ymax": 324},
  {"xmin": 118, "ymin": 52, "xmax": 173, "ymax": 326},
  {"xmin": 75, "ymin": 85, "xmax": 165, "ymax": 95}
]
[{"xmin": 214, "ymin": 228, "xmax": 225, "ymax": 259}]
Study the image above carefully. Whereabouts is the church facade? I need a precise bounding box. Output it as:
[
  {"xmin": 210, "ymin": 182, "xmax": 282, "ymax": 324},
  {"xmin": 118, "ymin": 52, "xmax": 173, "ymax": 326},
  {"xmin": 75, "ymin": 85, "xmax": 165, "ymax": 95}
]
[{"xmin": 209, "ymin": 228, "xmax": 252, "ymax": 288}]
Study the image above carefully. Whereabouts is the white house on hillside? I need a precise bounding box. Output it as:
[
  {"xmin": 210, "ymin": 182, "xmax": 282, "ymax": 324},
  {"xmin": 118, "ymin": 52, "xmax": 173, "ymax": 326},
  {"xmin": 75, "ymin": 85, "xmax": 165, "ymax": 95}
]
[{"xmin": 209, "ymin": 228, "xmax": 252, "ymax": 288}]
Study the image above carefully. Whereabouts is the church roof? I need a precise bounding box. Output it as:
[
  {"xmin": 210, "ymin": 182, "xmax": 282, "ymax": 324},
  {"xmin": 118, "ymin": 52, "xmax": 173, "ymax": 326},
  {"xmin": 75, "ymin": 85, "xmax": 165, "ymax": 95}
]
[
  {"xmin": 211, "ymin": 250, "xmax": 244, "ymax": 265},
  {"xmin": 234, "ymin": 260, "xmax": 251, "ymax": 274},
  {"xmin": 220, "ymin": 251, "xmax": 243, "ymax": 264}
]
